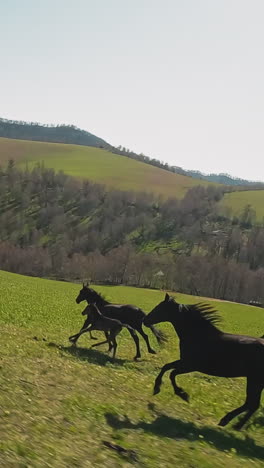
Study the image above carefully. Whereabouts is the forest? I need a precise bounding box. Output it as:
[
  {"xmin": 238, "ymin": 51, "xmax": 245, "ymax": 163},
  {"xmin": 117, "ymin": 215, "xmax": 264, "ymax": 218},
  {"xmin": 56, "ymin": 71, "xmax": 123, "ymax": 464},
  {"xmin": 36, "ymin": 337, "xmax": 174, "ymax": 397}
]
[{"xmin": 1, "ymin": 160, "xmax": 264, "ymax": 304}]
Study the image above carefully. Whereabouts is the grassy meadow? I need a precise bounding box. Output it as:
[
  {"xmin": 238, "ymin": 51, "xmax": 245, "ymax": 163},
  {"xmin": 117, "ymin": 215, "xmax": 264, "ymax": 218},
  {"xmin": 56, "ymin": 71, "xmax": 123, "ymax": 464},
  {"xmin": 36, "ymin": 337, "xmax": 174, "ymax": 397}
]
[
  {"xmin": 0, "ymin": 137, "xmax": 214, "ymax": 198},
  {"xmin": 220, "ymin": 190, "xmax": 264, "ymax": 223},
  {"xmin": 1, "ymin": 269, "xmax": 264, "ymax": 467}
]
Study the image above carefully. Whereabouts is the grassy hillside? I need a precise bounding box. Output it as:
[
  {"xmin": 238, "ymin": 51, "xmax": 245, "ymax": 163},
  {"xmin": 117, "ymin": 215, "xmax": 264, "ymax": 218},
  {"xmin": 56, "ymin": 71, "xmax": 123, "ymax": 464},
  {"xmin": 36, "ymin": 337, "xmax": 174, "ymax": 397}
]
[
  {"xmin": 1, "ymin": 270, "xmax": 264, "ymax": 467},
  {"xmin": 220, "ymin": 190, "xmax": 264, "ymax": 222},
  {"xmin": 0, "ymin": 137, "xmax": 214, "ymax": 198}
]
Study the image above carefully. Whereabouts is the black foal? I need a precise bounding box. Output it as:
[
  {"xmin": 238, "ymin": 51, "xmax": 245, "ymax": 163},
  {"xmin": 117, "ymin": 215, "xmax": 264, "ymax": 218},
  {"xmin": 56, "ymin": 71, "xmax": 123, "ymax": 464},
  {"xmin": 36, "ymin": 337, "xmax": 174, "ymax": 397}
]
[{"xmin": 70, "ymin": 304, "xmax": 132, "ymax": 359}]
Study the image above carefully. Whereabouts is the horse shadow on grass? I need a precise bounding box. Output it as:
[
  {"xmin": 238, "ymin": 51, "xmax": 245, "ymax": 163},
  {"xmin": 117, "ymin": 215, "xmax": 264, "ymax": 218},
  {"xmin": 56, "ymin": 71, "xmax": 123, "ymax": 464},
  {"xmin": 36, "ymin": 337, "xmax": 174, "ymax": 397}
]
[
  {"xmin": 105, "ymin": 407, "xmax": 264, "ymax": 461},
  {"xmin": 252, "ymin": 413, "xmax": 264, "ymax": 427},
  {"xmin": 47, "ymin": 343, "xmax": 127, "ymax": 367}
]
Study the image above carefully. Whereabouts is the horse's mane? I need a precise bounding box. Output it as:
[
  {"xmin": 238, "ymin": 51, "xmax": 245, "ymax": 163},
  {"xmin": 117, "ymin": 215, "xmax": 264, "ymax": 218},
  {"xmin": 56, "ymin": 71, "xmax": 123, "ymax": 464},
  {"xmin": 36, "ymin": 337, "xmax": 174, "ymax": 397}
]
[
  {"xmin": 183, "ymin": 302, "xmax": 221, "ymax": 329},
  {"xmin": 86, "ymin": 287, "xmax": 108, "ymax": 303}
]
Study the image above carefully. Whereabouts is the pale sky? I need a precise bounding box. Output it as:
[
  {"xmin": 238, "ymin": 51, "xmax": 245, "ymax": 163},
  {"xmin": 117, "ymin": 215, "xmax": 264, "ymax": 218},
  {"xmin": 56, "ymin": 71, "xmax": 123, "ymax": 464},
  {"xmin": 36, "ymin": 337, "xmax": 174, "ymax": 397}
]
[{"xmin": 1, "ymin": 0, "xmax": 264, "ymax": 180}]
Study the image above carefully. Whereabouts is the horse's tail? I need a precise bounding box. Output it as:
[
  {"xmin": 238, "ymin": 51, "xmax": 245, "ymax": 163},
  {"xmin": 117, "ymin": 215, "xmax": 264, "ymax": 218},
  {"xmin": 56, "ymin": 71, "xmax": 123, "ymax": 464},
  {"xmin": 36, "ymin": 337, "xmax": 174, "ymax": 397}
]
[{"xmin": 149, "ymin": 325, "xmax": 168, "ymax": 345}]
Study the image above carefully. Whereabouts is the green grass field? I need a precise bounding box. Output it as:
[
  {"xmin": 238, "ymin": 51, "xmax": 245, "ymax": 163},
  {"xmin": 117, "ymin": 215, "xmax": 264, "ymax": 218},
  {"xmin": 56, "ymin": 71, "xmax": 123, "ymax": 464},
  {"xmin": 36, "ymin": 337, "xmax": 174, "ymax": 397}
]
[
  {"xmin": 220, "ymin": 190, "xmax": 264, "ymax": 223},
  {"xmin": 1, "ymin": 270, "xmax": 264, "ymax": 467},
  {"xmin": 0, "ymin": 137, "xmax": 214, "ymax": 198}
]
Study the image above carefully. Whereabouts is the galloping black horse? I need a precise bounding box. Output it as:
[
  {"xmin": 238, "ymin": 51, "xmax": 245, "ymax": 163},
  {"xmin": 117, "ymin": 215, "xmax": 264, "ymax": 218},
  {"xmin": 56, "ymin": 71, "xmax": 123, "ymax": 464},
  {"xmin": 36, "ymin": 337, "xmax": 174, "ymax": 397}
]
[
  {"xmin": 144, "ymin": 293, "xmax": 264, "ymax": 430},
  {"xmin": 71, "ymin": 283, "xmax": 167, "ymax": 360}
]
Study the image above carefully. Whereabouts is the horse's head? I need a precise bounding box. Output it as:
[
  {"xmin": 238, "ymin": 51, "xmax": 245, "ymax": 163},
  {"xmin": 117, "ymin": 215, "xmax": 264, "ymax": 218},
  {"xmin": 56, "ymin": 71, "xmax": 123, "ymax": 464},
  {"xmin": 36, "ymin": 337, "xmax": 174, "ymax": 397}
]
[
  {"xmin": 76, "ymin": 282, "xmax": 94, "ymax": 304},
  {"xmin": 144, "ymin": 293, "xmax": 178, "ymax": 327},
  {"xmin": 81, "ymin": 304, "xmax": 90, "ymax": 316},
  {"xmin": 82, "ymin": 303, "xmax": 100, "ymax": 320}
]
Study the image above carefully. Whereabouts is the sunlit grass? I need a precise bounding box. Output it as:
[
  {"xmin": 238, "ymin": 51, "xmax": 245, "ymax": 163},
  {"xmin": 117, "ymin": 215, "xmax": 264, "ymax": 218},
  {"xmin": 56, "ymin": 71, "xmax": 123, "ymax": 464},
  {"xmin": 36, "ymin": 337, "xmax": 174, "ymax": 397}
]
[
  {"xmin": 0, "ymin": 269, "xmax": 264, "ymax": 467},
  {"xmin": 0, "ymin": 137, "xmax": 215, "ymax": 198},
  {"xmin": 220, "ymin": 190, "xmax": 264, "ymax": 223}
]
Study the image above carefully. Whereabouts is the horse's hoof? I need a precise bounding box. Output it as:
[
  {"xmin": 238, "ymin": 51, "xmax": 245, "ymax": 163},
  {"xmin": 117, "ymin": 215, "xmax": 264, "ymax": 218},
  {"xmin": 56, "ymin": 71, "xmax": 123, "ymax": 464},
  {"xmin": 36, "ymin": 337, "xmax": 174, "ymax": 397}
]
[
  {"xmin": 218, "ymin": 418, "xmax": 227, "ymax": 427},
  {"xmin": 149, "ymin": 349, "xmax": 157, "ymax": 354},
  {"xmin": 134, "ymin": 356, "xmax": 141, "ymax": 361},
  {"xmin": 233, "ymin": 421, "xmax": 244, "ymax": 431},
  {"xmin": 179, "ymin": 391, "xmax": 189, "ymax": 403},
  {"xmin": 153, "ymin": 386, "xmax": 160, "ymax": 395}
]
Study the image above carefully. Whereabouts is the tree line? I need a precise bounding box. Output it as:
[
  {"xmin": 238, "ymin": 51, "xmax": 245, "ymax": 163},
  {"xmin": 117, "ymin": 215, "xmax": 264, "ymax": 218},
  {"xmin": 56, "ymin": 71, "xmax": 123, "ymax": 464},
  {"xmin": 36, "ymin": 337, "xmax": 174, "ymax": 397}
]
[
  {"xmin": 0, "ymin": 117, "xmax": 109, "ymax": 148},
  {"xmin": 0, "ymin": 162, "xmax": 264, "ymax": 303}
]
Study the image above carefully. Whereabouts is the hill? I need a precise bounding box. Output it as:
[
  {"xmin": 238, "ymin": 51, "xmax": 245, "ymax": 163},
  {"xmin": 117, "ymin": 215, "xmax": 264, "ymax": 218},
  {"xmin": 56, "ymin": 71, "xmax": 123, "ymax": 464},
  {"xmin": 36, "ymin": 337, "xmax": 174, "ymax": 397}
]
[
  {"xmin": 0, "ymin": 137, "xmax": 215, "ymax": 198},
  {"xmin": 1, "ymin": 269, "xmax": 264, "ymax": 467},
  {"xmin": 0, "ymin": 117, "xmax": 110, "ymax": 148},
  {"xmin": 175, "ymin": 168, "xmax": 264, "ymax": 187},
  {"xmin": 220, "ymin": 190, "xmax": 264, "ymax": 223},
  {"xmin": 2, "ymin": 117, "xmax": 263, "ymax": 187}
]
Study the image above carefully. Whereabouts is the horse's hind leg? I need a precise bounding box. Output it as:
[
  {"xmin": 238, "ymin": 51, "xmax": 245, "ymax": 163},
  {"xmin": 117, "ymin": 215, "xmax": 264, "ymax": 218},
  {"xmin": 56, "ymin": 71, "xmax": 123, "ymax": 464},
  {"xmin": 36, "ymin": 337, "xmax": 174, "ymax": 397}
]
[
  {"xmin": 107, "ymin": 332, "xmax": 114, "ymax": 354},
  {"xmin": 91, "ymin": 339, "xmax": 109, "ymax": 348},
  {"xmin": 137, "ymin": 325, "xmax": 156, "ymax": 354},
  {"xmin": 233, "ymin": 382, "xmax": 263, "ymax": 430},
  {"xmin": 104, "ymin": 332, "xmax": 111, "ymax": 351},
  {"xmin": 127, "ymin": 328, "xmax": 141, "ymax": 360},
  {"xmin": 107, "ymin": 329, "xmax": 119, "ymax": 359},
  {"xmin": 91, "ymin": 332, "xmax": 110, "ymax": 349},
  {"xmin": 218, "ymin": 404, "xmax": 247, "ymax": 427},
  {"xmin": 218, "ymin": 380, "xmax": 263, "ymax": 430},
  {"xmin": 111, "ymin": 336, "xmax": 118, "ymax": 359}
]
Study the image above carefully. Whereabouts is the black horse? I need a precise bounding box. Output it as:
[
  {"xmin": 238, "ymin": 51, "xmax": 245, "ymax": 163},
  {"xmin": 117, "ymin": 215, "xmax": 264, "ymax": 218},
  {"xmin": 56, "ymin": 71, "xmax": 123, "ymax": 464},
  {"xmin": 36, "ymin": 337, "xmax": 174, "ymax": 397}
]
[
  {"xmin": 143, "ymin": 293, "xmax": 264, "ymax": 430},
  {"xmin": 70, "ymin": 304, "xmax": 133, "ymax": 358},
  {"xmin": 72, "ymin": 283, "xmax": 167, "ymax": 360}
]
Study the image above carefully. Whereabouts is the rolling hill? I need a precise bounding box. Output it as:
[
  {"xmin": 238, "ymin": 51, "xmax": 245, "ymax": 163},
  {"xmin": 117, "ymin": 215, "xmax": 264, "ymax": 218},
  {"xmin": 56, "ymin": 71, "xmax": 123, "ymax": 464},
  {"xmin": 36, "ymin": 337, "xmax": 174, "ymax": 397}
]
[
  {"xmin": 0, "ymin": 117, "xmax": 110, "ymax": 148},
  {"xmin": 1, "ymin": 136, "xmax": 264, "ymax": 221},
  {"xmin": 220, "ymin": 190, "xmax": 264, "ymax": 223},
  {"xmin": 1, "ymin": 269, "xmax": 264, "ymax": 467},
  {"xmin": 0, "ymin": 137, "xmax": 215, "ymax": 198},
  {"xmin": 2, "ymin": 118, "xmax": 263, "ymax": 188}
]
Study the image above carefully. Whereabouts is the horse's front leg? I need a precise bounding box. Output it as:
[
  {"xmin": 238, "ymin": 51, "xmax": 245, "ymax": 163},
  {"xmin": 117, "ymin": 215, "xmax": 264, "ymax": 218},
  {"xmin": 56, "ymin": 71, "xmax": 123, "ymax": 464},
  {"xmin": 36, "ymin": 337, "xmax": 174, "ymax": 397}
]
[
  {"xmin": 69, "ymin": 320, "xmax": 91, "ymax": 345},
  {"xmin": 69, "ymin": 331, "xmax": 84, "ymax": 344},
  {"xmin": 153, "ymin": 360, "xmax": 181, "ymax": 395},
  {"xmin": 169, "ymin": 366, "xmax": 192, "ymax": 402},
  {"xmin": 154, "ymin": 360, "xmax": 192, "ymax": 396}
]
